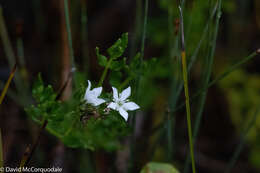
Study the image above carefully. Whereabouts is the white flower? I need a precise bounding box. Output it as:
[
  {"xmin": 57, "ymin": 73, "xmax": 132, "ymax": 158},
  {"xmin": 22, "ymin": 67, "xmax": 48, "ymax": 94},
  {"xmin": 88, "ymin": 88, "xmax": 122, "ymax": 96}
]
[
  {"xmin": 84, "ymin": 80, "xmax": 106, "ymax": 106},
  {"xmin": 107, "ymin": 86, "xmax": 140, "ymax": 121}
]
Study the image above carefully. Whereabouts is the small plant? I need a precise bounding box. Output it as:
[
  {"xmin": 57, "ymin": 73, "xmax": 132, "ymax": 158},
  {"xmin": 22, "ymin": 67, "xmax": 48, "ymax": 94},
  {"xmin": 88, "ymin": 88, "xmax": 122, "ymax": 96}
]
[{"xmin": 25, "ymin": 33, "xmax": 149, "ymax": 151}]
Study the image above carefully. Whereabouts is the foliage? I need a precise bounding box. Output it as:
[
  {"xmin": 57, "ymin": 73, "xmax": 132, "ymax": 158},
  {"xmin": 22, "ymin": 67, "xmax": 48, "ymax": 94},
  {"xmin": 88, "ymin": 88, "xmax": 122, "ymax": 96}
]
[
  {"xmin": 26, "ymin": 72, "xmax": 131, "ymax": 151},
  {"xmin": 219, "ymin": 69, "xmax": 260, "ymax": 169},
  {"xmin": 25, "ymin": 33, "xmax": 146, "ymax": 151},
  {"xmin": 25, "ymin": 74, "xmax": 63, "ymax": 122},
  {"xmin": 140, "ymin": 162, "xmax": 179, "ymax": 173},
  {"xmin": 97, "ymin": 33, "xmax": 157, "ymax": 92}
]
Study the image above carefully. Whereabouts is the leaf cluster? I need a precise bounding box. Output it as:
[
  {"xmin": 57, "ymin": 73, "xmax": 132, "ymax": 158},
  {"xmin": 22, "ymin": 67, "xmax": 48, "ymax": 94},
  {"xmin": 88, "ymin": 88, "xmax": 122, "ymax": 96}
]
[
  {"xmin": 25, "ymin": 33, "xmax": 158, "ymax": 151},
  {"xmin": 97, "ymin": 33, "xmax": 157, "ymax": 89},
  {"xmin": 26, "ymin": 75, "xmax": 130, "ymax": 151}
]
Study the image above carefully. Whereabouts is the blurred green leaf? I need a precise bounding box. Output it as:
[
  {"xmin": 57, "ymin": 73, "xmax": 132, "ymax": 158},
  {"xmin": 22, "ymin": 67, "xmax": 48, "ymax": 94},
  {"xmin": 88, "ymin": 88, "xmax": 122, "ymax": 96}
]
[
  {"xmin": 107, "ymin": 33, "xmax": 128, "ymax": 59},
  {"xmin": 140, "ymin": 162, "xmax": 180, "ymax": 173},
  {"xmin": 110, "ymin": 58, "xmax": 126, "ymax": 71}
]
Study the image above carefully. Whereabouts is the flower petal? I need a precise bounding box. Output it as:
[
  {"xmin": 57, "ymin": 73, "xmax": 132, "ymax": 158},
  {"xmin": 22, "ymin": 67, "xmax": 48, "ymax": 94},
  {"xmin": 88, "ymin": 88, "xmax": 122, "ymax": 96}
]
[
  {"xmin": 120, "ymin": 86, "xmax": 131, "ymax": 101},
  {"xmin": 87, "ymin": 80, "xmax": 91, "ymax": 91},
  {"xmin": 107, "ymin": 102, "xmax": 117, "ymax": 110},
  {"xmin": 93, "ymin": 98, "xmax": 106, "ymax": 106},
  {"xmin": 123, "ymin": 102, "xmax": 140, "ymax": 111},
  {"xmin": 119, "ymin": 107, "xmax": 128, "ymax": 121},
  {"xmin": 84, "ymin": 90, "xmax": 91, "ymax": 101},
  {"xmin": 92, "ymin": 87, "xmax": 102, "ymax": 96},
  {"xmin": 85, "ymin": 94, "xmax": 96, "ymax": 105},
  {"xmin": 112, "ymin": 87, "xmax": 119, "ymax": 101}
]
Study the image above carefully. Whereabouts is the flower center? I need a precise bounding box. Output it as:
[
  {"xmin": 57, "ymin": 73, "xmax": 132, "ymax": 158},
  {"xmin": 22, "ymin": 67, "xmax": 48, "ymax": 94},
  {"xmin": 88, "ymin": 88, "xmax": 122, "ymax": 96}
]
[{"xmin": 117, "ymin": 100, "xmax": 124, "ymax": 107}]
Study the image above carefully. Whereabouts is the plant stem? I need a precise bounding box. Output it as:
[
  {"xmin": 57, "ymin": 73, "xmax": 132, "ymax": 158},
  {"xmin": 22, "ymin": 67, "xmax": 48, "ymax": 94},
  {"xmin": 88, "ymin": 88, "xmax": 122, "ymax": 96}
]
[
  {"xmin": 179, "ymin": 6, "xmax": 196, "ymax": 173},
  {"xmin": 181, "ymin": 51, "xmax": 196, "ymax": 173},
  {"xmin": 150, "ymin": 50, "xmax": 258, "ymax": 136},
  {"xmin": 177, "ymin": 52, "xmax": 257, "ymax": 115},
  {"xmin": 64, "ymin": 0, "xmax": 76, "ymax": 69},
  {"xmin": 98, "ymin": 58, "xmax": 113, "ymax": 86},
  {"xmin": 184, "ymin": 1, "xmax": 222, "ymax": 172},
  {"xmin": 0, "ymin": 64, "xmax": 17, "ymax": 105}
]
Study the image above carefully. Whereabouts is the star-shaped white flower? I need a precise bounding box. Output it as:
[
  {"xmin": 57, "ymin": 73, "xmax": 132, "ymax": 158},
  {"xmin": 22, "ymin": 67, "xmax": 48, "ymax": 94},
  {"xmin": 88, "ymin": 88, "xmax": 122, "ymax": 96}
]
[
  {"xmin": 84, "ymin": 80, "xmax": 106, "ymax": 106},
  {"xmin": 107, "ymin": 86, "xmax": 140, "ymax": 121}
]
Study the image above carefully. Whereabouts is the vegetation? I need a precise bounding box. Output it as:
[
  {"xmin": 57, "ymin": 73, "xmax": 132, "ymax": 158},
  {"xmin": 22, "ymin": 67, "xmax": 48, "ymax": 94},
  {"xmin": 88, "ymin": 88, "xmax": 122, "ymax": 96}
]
[{"xmin": 0, "ymin": 0, "xmax": 260, "ymax": 172}]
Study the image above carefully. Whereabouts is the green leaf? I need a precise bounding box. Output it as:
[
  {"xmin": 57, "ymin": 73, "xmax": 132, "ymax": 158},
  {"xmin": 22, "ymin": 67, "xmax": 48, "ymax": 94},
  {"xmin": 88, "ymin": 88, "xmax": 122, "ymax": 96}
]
[
  {"xmin": 26, "ymin": 74, "xmax": 63, "ymax": 122},
  {"xmin": 110, "ymin": 57, "xmax": 126, "ymax": 71},
  {"xmin": 107, "ymin": 33, "xmax": 128, "ymax": 59},
  {"xmin": 96, "ymin": 47, "xmax": 108, "ymax": 67},
  {"xmin": 140, "ymin": 162, "xmax": 180, "ymax": 173}
]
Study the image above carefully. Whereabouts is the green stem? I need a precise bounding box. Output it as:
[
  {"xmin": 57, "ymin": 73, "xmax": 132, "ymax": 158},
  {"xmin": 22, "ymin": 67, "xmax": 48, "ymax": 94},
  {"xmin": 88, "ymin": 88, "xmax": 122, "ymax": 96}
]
[
  {"xmin": 182, "ymin": 51, "xmax": 196, "ymax": 173},
  {"xmin": 150, "ymin": 50, "xmax": 259, "ymax": 137},
  {"xmin": 184, "ymin": 1, "xmax": 222, "ymax": 172},
  {"xmin": 98, "ymin": 58, "xmax": 113, "ymax": 86},
  {"xmin": 170, "ymin": 0, "xmax": 218, "ymax": 116},
  {"xmin": 178, "ymin": 52, "xmax": 257, "ymax": 115},
  {"xmin": 179, "ymin": 6, "xmax": 196, "ymax": 173},
  {"xmin": 64, "ymin": 0, "xmax": 76, "ymax": 69}
]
